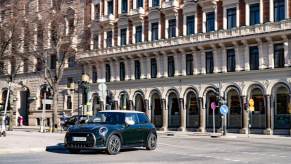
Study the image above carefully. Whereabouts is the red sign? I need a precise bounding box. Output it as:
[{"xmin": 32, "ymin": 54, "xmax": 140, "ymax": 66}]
[{"xmin": 211, "ymin": 102, "xmax": 217, "ymax": 111}]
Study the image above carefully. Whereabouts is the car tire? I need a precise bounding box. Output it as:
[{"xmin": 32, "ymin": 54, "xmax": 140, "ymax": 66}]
[
  {"xmin": 68, "ymin": 149, "xmax": 81, "ymax": 154},
  {"xmin": 146, "ymin": 133, "xmax": 157, "ymax": 150},
  {"xmin": 106, "ymin": 135, "xmax": 121, "ymax": 155}
]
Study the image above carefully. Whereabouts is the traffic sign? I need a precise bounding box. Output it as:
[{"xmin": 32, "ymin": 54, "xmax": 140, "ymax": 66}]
[
  {"xmin": 220, "ymin": 105, "xmax": 229, "ymax": 115},
  {"xmin": 211, "ymin": 102, "xmax": 217, "ymax": 111}
]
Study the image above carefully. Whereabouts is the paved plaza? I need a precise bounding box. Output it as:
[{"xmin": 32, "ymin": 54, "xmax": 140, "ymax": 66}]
[{"xmin": 0, "ymin": 131, "xmax": 291, "ymax": 164}]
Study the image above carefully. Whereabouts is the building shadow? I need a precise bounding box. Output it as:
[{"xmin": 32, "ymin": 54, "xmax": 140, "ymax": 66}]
[{"xmin": 46, "ymin": 143, "xmax": 144, "ymax": 155}]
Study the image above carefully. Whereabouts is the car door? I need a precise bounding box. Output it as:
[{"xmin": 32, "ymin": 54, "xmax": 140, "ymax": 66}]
[
  {"xmin": 137, "ymin": 113, "xmax": 151, "ymax": 143},
  {"xmin": 122, "ymin": 113, "xmax": 141, "ymax": 145}
]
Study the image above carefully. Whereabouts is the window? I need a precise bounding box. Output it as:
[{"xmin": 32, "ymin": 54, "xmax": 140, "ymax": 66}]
[
  {"xmin": 125, "ymin": 113, "xmax": 139, "ymax": 124},
  {"xmin": 274, "ymin": 43, "xmax": 285, "ymax": 68},
  {"xmin": 206, "ymin": 51, "xmax": 214, "ymax": 74},
  {"xmin": 151, "ymin": 58, "xmax": 157, "ymax": 78},
  {"xmin": 135, "ymin": 60, "xmax": 141, "ymax": 80},
  {"xmin": 93, "ymin": 34, "xmax": 99, "ymax": 49},
  {"xmin": 120, "ymin": 28, "xmax": 127, "ymax": 46},
  {"xmin": 105, "ymin": 64, "xmax": 111, "ymax": 82},
  {"xmin": 0, "ymin": 62, "xmax": 5, "ymax": 75},
  {"xmin": 120, "ymin": 62, "xmax": 126, "ymax": 81},
  {"xmin": 92, "ymin": 66, "xmax": 97, "ymax": 83},
  {"xmin": 227, "ymin": 8, "xmax": 236, "ymax": 29},
  {"xmin": 108, "ymin": 0, "xmax": 114, "ymax": 15},
  {"xmin": 137, "ymin": 113, "xmax": 149, "ymax": 124},
  {"xmin": 67, "ymin": 96, "xmax": 72, "ymax": 110},
  {"xmin": 274, "ymin": 0, "xmax": 285, "ymax": 22},
  {"xmin": 186, "ymin": 15, "xmax": 195, "ymax": 35},
  {"xmin": 227, "ymin": 49, "xmax": 236, "ymax": 72},
  {"xmin": 186, "ymin": 54, "xmax": 193, "ymax": 75},
  {"xmin": 151, "ymin": 22, "xmax": 159, "ymax": 41},
  {"xmin": 50, "ymin": 54, "xmax": 57, "ymax": 69},
  {"xmin": 152, "ymin": 0, "xmax": 160, "ymax": 7},
  {"xmin": 168, "ymin": 56, "xmax": 175, "ymax": 77},
  {"xmin": 137, "ymin": 0, "xmax": 143, "ymax": 8},
  {"xmin": 168, "ymin": 19, "xmax": 176, "ymax": 38},
  {"xmin": 68, "ymin": 56, "xmax": 76, "ymax": 68},
  {"xmin": 250, "ymin": 3, "xmax": 260, "ymax": 25},
  {"xmin": 135, "ymin": 26, "xmax": 142, "ymax": 43},
  {"xmin": 249, "ymin": 46, "xmax": 259, "ymax": 70},
  {"xmin": 106, "ymin": 31, "xmax": 112, "ymax": 47},
  {"xmin": 121, "ymin": 0, "xmax": 128, "ymax": 14},
  {"xmin": 206, "ymin": 12, "xmax": 215, "ymax": 32}
]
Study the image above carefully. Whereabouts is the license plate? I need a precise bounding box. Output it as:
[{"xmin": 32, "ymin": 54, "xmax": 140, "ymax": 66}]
[{"xmin": 72, "ymin": 137, "xmax": 87, "ymax": 142}]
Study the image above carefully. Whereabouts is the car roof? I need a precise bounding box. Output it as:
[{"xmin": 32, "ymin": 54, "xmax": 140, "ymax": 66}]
[{"xmin": 98, "ymin": 110, "xmax": 145, "ymax": 114}]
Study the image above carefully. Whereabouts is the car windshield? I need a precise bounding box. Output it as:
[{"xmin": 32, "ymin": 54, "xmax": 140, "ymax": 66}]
[{"xmin": 87, "ymin": 112, "xmax": 125, "ymax": 125}]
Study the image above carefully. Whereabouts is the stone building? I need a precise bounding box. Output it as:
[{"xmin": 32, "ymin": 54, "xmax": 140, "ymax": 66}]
[
  {"xmin": 0, "ymin": 0, "xmax": 86, "ymax": 127},
  {"xmin": 78, "ymin": 0, "xmax": 291, "ymax": 134}
]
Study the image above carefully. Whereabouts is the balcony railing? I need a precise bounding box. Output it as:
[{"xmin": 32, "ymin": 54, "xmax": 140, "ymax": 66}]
[
  {"xmin": 99, "ymin": 14, "xmax": 115, "ymax": 22},
  {"xmin": 129, "ymin": 7, "xmax": 145, "ymax": 16},
  {"xmin": 161, "ymin": 0, "xmax": 179, "ymax": 9},
  {"xmin": 79, "ymin": 20, "xmax": 291, "ymax": 60}
]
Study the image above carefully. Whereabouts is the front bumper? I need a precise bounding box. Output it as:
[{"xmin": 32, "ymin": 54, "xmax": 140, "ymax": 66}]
[{"xmin": 64, "ymin": 132, "xmax": 107, "ymax": 150}]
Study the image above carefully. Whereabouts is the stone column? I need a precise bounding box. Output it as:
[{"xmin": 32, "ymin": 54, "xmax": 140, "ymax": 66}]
[
  {"xmin": 174, "ymin": 54, "xmax": 180, "ymax": 76},
  {"xmin": 144, "ymin": 99, "xmax": 150, "ymax": 120},
  {"xmin": 284, "ymin": 40, "xmax": 289, "ymax": 67},
  {"xmin": 125, "ymin": 61, "xmax": 130, "ymax": 81},
  {"xmin": 264, "ymin": 95, "xmax": 273, "ymax": 135},
  {"xmin": 200, "ymin": 51, "xmax": 206, "ymax": 74},
  {"xmin": 110, "ymin": 61, "xmax": 116, "ymax": 82},
  {"xmin": 163, "ymin": 54, "xmax": 168, "ymax": 77},
  {"xmin": 157, "ymin": 55, "xmax": 162, "ymax": 78},
  {"xmin": 129, "ymin": 100, "xmax": 134, "ymax": 110},
  {"xmin": 146, "ymin": 57, "xmax": 151, "ymax": 79},
  {"xmin": 179, "ymin": 98, "xmax": 186, "ymax": 131},
  {"xmin": 161, "ymin": 99, "xmax": 168, "ymax": 131},
  {"xmin": 192, "ymin": 51, "xmax": 198, "ymax": 75},
  {"xmin": 234, "ymin": 46, "xmax": 241, "ymax": 71},
  {"xmin": 130, "ymin": 59, "xmax": 135, "ymax": 80},
  {"xmin": 240, "ymin": 96, "xmax": 249, "ymax": 134},
  {"xmin": 115, "ymin": 61, "xmax": 120, "ymax": 81},
  {"xmin": 198, "ymin": 97, "xmax": 206, "ymax": 133},
  {"xmin": 244, "ymin": 44, "xmax": 250, "ymax": 71},
  {"xmin": 213, "ymin": 49, "xmax": 219, "ymax": 73},
  {"xmin": 140, "ymin": 57, "xmax": 146, "ymax": 79},
  {"xmin": 268, "ymin": 41, "xmax": 274, "ymax": 69},
  {"xmin": 181, "ymin": 54, "xmax": 186, "ymax": 76},
  {"xmin": 221, "ymin": 47, "xmax": 227, "ymax": 73},
  {"xmin": 258, "ymin": 41, "xmax": 266, "ymax": 70},
  {"xmin": 114, "ymin": 101, "xmax": 119, "ymax": 110}
]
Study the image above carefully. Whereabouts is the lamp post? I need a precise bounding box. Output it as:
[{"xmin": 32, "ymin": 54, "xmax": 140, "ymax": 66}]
[{"xmin": 40, "ymin": 83, "xmax": 51, "ymax": 133}]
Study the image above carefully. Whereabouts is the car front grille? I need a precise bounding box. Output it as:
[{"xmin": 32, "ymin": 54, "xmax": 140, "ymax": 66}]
[{"xmin": 66, "ymin": 132, "xmax": 96, "ymax": 148}]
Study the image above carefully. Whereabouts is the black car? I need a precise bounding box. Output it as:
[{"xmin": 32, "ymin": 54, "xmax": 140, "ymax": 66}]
[
  {"xmin": 61, "ymin": 115, "xmax": 89, "ymax": 131},
  {"xmin": 64, "ymin": 110, "xmax": 157, "ymax": 155}
]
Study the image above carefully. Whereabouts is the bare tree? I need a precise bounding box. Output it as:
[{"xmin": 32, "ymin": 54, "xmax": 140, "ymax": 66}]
[
  {"xmin": 29, "ymin": 0, "xmax": 83, "ymax": 132},
  {"xmin": 1, "ymin": 0, "xmax": 84, "ymax": 132}
]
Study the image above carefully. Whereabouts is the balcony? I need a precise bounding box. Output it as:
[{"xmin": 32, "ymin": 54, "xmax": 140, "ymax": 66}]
[
  {"xmin": 129, "ymin": 7, "xmax": 145, "ymax": 23},
  {"xmin": 99, "ymin": 14, "xmax": 115, "ymax": 28},
  {"xmin": 161, "ymin": 0, "xmax": 179, "ymax": 16},
  {"xmin": 78, "ymin": 20, "xmax": 291, "ymax": 61}
]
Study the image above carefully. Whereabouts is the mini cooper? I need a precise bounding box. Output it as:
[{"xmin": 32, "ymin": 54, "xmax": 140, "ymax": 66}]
[{"xmin": 64, "ymin": 110, "xmax": 157, "ymax": 155}]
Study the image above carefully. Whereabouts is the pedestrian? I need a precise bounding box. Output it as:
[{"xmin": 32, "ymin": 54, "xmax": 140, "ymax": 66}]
[{"xmin": 19, "ymin": 116, "xmax": 23, "ymax": 126}]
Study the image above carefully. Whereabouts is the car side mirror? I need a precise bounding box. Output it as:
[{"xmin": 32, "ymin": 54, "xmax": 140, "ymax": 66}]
[{"xmin": 125, "ymin": 119, "xmax": 135, "ymax": 126}]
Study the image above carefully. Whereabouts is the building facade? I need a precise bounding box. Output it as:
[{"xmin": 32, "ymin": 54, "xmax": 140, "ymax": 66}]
[
  {"xmin": 78, "ymin": 0, "xmax": 291, "ymax": 134},
  {"xmin": 0, "ymin": 0, "xmax": 85, "ymax": 127}
]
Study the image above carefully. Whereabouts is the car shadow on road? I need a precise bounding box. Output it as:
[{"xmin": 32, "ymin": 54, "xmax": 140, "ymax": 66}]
[{"xmin": 46, "ymin": 143, "xmax": 144, "ymax": 155}]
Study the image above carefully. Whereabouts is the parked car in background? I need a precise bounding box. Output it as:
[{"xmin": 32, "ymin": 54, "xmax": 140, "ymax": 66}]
[
  {"xmin": 61, "ymin": 115, "xmax": 89, "ymax": 131},
  {"xmin": 64, "ymin": 110, "xmax": 157, "ymax": 155}
]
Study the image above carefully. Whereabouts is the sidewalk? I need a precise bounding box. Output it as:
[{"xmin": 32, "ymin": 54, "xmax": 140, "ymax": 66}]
[{"xmin": 0, "ymin": 131, "xmax": 65, "ymax": 154}]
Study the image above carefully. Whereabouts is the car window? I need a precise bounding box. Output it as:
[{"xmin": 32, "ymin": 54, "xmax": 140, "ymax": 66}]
[
  {"xmin": 125, "ymin": 113, "xmax": 139, "ymax": 125},
  {"xmin": 88, "ymin": 112, "xmax": 124, "ymax": 124},
  {"xmin": 137, "ymin": 113, "xmax": 149, "ymax": 124}
]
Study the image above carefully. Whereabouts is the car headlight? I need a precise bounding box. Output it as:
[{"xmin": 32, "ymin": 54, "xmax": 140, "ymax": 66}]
[{"xmin": 99, "ymin": 127, "xmax": 108, "ymax": 136}]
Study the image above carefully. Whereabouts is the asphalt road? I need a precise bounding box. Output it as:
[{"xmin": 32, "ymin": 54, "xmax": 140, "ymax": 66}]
[{"xmin": 1, "ymin": 135, "xmax": 291, "ymax": 164}]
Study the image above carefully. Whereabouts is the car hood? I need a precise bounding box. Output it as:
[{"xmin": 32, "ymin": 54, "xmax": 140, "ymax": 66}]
[{"xmin": 68, "ymin": 123, "xmax": 122, "ymax": 133}]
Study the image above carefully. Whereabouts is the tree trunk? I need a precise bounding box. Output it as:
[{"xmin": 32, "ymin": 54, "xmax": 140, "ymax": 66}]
[{"xmin": 52, "ymin": 85, "xmax": 59, "ymax": 132}]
